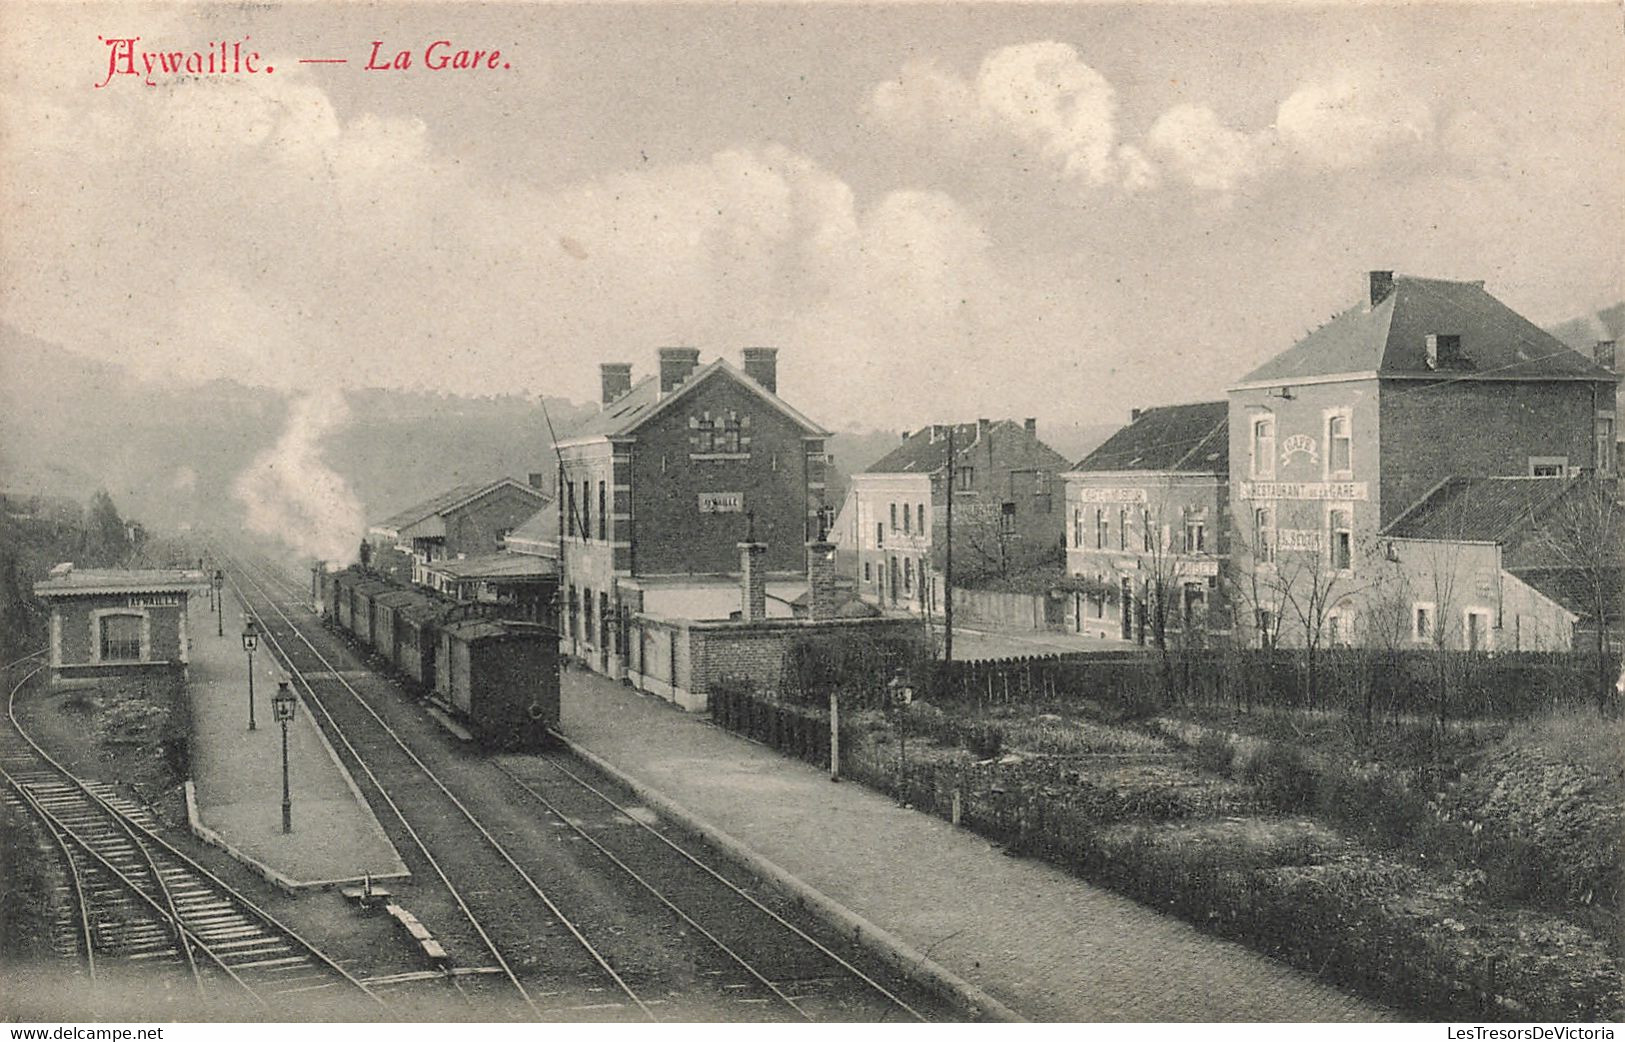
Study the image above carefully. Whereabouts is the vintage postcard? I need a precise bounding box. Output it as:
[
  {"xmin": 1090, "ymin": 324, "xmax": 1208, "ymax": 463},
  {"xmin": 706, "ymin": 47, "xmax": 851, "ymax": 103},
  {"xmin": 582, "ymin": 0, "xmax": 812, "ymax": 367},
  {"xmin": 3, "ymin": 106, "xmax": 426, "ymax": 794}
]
[{"xmin": 0, "ymin": 0, "xmax": 1620, "ymax": 1030}]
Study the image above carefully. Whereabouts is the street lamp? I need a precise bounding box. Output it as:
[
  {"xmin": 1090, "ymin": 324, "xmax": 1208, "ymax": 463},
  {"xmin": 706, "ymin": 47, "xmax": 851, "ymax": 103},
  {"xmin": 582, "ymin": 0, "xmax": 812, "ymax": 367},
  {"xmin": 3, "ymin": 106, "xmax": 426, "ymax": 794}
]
[
  {"xmin": 241, "ymin": 618, "xmax": 260, "ymax": 731},
  {"xmin": 212, "ymin": 571, "xmax": 225, "ymax": 638},
  {"xmin": 271, "ymin": 681, "xmax": 297, "ymax": 834}
]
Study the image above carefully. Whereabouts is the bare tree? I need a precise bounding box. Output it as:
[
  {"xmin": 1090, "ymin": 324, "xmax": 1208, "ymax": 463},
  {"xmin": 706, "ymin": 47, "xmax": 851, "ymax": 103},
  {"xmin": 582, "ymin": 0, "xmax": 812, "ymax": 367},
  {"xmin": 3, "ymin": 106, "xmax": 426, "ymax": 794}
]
[{"xmin": 1528, "ymin": 481, "xmax": 1624, "ymax": 712}]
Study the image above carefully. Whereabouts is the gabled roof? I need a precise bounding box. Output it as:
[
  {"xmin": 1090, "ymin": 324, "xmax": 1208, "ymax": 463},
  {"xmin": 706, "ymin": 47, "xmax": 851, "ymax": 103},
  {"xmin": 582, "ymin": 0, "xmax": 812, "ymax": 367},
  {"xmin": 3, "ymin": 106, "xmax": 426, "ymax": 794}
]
[
  {"xmin": 503, "ymin": 506, "xmax": 559, "ymax": 556},
  {"xmin": 559, "ymin": 358, "xmax": 829, "ymax": 443},
  {"xmin": 374, "ymin": 478, "xmax": 547, "ymax": 534},
  {"xmin": 1073, "ymin": 401, "xmax": 1228, "ymax": 474},
  {"xmin": 1509, "ymin": 566, "xmax": 1625, "ymax": 622},
  {"xmin": 1381, "ymin": 475, "xmax": 1580, "ymax": 543},
  {"xmin": 1239, "ymin": 276, "xmax": 1618, "ymax": 386},
  {"xmin": 866, "ymin": 420, "xmax": 1071, "ymax": 475}
]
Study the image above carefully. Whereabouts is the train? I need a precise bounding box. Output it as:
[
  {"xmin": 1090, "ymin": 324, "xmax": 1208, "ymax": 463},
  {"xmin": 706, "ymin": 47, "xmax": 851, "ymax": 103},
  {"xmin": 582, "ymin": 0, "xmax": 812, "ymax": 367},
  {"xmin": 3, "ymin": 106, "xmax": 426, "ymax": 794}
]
[{"xmin": 311, "ymin": 565, "xmax": 559, "ymax": 751}]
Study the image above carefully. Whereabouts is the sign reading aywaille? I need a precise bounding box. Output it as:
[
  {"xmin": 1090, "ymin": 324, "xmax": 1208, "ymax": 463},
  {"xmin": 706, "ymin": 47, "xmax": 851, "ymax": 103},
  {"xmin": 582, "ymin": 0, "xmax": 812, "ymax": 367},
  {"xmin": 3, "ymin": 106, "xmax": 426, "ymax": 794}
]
[
  {"xmin": 1240, "ymin": 481, "xmax": 1367, "ymax": 501},
  {"xmin": 698, "ymin": 492, "xmax": 743, "ymax": 513}
]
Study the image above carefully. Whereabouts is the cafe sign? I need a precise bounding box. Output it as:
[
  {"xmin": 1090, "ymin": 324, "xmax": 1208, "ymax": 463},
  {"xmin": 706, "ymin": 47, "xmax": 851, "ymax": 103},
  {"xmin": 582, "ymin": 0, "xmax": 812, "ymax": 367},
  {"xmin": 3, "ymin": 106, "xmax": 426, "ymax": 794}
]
[
  {"xmin": 1076, "ymin": 487, "xmax": 1149, "ymax": 504},
  {"xmin": 1241, "ymin": 481, "xmax": 1367, "ymax": 501}
]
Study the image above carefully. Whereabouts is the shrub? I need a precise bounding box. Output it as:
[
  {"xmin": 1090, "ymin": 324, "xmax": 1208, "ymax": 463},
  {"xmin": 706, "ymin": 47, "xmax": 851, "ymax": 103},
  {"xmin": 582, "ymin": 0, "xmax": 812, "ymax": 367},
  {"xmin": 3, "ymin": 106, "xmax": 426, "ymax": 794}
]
[
  {"xmin": 1192, "ymin": 730, "xmax": 1236, "ymax": 777},
  {"xmin": 960, "ymin": 721, "xmax": 1004, "ymax": 759},
  {"xmin": 1240, "ymin": 742, "xmax": 1316, "ymax": 813}
]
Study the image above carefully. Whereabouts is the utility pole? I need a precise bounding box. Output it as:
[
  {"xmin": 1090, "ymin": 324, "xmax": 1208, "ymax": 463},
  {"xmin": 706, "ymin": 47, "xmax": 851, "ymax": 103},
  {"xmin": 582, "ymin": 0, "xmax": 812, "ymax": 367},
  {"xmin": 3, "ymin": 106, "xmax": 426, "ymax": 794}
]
[{"xmin": 944, "ymin": 426, "xmax": 955, "ymax": 663}]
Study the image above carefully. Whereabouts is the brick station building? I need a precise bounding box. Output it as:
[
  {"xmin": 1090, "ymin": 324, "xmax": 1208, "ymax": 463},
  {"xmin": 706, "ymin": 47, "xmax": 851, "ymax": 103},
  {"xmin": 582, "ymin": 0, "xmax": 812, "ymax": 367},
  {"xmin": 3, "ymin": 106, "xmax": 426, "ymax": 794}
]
[
  {"xmin": 367, "ymin": 477, "xmax": 550, "ymax": 585},
  {"xmin": 554, "ymin": 347, "xmax": 832, "ymax": 683},
  {"xmin": 1227, "ymin": 271, "xmax": 1619, "ymax": 647},
  {"xmin": 34, "ymin": 565, "xmax": 209, "ymax": 680}
]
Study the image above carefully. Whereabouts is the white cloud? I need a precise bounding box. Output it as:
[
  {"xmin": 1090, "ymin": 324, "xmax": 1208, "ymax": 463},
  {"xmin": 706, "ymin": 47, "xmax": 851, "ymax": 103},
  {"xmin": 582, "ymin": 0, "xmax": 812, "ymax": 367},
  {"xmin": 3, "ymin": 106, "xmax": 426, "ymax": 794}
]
[
  {"xmin": 1274, "ymin": 76, "xmax": 1433, "ymax": 171},
  {"xmin": 1146, "ymin": 104, "xmax": 1274, "ymax": 192}
]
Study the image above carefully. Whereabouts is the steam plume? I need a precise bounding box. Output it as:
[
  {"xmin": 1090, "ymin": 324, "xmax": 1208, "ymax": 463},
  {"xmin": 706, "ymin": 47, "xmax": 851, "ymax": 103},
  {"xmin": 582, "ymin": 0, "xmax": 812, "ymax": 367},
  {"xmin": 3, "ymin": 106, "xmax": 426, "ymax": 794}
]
[{"xmin": 232, "ymin": 391, "xmax": 365, "ymax": 564}]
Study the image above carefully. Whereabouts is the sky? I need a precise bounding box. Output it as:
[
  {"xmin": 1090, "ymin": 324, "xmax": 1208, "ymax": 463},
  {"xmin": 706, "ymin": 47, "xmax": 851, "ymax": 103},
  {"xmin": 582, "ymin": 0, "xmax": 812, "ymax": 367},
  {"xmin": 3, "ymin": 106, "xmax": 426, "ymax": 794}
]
[{"xmin": 3, "ymin": 1, "xmax": 1622, "ymax": 432}]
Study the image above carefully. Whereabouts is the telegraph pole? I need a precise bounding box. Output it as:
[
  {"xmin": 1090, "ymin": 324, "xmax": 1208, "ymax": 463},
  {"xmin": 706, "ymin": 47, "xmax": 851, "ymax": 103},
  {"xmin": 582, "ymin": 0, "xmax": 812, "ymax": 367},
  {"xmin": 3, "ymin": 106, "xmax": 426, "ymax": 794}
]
[{"xmin": 944, "ymin": 426, "xmax": 955, "ymax": 662}]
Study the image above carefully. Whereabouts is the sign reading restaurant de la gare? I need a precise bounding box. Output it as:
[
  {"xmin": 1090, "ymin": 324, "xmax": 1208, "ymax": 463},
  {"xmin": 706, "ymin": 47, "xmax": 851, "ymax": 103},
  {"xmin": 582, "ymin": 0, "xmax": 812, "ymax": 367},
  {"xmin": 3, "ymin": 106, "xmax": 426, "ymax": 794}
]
[
  {"xmin": 698, "ymin": 492, "xmax": 744, "ymax": 513},
  {"xmin": 1240, "ymin": 481, "xmax": 1369, "ymax": 501}
]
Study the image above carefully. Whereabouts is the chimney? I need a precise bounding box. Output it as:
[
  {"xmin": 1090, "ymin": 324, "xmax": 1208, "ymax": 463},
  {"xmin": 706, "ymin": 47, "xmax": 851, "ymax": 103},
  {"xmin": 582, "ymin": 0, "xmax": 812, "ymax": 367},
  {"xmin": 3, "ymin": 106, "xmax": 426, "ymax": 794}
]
[
  {"xmin": 1023, "ymin": 417, "xmax": 1037, "ymax": 437},
  {"xmin": 806, "ymin": 537, "xmax": 838, "ymax": 620},
  {"xmin": 741, "ymin": 347, "xmax": 778, "ymax": 394},
  {"xmin": 739, "ymin": 539, "xmax": 767, "ymax": 623},
  {"xmin": 1369, "ymin": 270, "xmax": 1394, "ymax": 308},
  {"xmin": 1130, "ymin": 408, "xmax": 1143, "ymax": 422},
  {"xmin": 600, "ymin": 362, "xmax": 633, "ymax": 405},
  {"xmin": 658, "ymin": 347, "xmax": 702, "ymax": 393},
  {"xmin": 977, "ymin": 418, "xmax": 991, "ymax": 440},
  {"xmin": 1596, "ymin": 340, "xmax": 1617, "ymax": 371},
  {"xmin": 527, "ymin": 472, "xmax": 545, "ymax": 490}
]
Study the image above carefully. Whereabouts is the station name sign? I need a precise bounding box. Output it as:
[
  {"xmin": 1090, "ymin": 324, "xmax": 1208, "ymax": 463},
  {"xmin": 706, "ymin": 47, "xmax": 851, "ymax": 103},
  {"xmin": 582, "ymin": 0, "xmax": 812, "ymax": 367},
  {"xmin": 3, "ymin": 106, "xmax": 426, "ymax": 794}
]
[
  {"xmin": 1240, "ymin": 481, "xmax": 1367, "ymax": 501},
  {"xmin": 698, "ymin": 492, "xmax": 744, "ymax": 513},
  {"xmin": 128, "ymin": 594, "xmax": 184, "ymax": 607},
  {"xmin": 1076, "ymin": 487, "xmax": 1149, "ymax": 504}
]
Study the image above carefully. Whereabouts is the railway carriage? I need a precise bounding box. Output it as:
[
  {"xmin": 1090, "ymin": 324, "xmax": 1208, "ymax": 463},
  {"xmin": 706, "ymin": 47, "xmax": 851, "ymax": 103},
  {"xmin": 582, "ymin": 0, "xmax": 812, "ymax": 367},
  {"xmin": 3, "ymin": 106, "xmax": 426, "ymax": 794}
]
[
  {"xmin": 350, "ymin": 578, "xmax": 396, "ymax": 653},
  {"xmin": 436, "ymin": 617, "xmax": 559, "ymax": 751}
]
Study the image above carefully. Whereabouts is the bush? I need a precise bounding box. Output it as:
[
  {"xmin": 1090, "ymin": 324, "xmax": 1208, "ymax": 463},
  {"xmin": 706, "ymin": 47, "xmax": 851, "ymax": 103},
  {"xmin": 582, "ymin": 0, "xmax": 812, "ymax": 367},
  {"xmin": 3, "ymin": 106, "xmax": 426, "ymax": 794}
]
[
  {"xmin": 1192, "ymin": 730, "xmax": 1236, "ymax": 776},
  {"xmin": 1240, "ymin": 742, "xmax": 1316, "ymax": 813},
  {"xmin": 960, "ymin": 721, "xmax": 1004, "ymax": 759}
]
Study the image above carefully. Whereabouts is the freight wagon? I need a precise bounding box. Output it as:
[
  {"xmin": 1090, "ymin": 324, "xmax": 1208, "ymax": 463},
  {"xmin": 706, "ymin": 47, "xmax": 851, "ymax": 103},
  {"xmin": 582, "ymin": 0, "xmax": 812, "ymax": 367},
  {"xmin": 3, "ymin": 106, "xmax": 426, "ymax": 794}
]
[{"xmin": 317, "ymin": 565, "xmax": 558, "ymax": 748}]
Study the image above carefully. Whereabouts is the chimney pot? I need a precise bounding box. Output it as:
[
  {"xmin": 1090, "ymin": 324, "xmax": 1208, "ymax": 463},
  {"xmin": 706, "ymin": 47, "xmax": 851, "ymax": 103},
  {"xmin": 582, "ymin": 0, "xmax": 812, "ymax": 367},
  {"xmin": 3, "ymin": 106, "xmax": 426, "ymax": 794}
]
[
  {"xmin": 1130, "ymin": 408, "xmax": 1143, "ymax": 422},
  {"xmin": 599, "ymin": 363, "xmax": 633, "ymax": 406},
  {"xmin": 1023, "ymin": 417, "xmax": 1037, "ymax": 437},
  {"xmin": 1369, "ymin": 270, "xmax": 1394, "ymax": 308},
  {"xmin": 741, "ymin": 347, "xmax": 778, "ymax": 394},
  {"xmin": 1596, "ymin": 340, "xmax": 1617, "ymax": 371},
  {"xmin": 977, "ymin": 418, "xmax": 991, "ymax": 438},
  {"xmin": 658, "ymin": 347, "xmax": 702, "ymax": 393}
]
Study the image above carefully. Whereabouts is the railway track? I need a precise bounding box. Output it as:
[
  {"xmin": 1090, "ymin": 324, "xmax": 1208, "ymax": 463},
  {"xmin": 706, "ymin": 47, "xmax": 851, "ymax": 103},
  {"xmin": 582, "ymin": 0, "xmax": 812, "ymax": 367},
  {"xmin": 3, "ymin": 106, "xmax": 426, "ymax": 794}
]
[
  {"xmin": 224, "ymin": 546, "xmax": 942, "ymax": 1022},
  {"xmin": 0, "ymin": 651, "xmax": 382, "ymax": 1019}
]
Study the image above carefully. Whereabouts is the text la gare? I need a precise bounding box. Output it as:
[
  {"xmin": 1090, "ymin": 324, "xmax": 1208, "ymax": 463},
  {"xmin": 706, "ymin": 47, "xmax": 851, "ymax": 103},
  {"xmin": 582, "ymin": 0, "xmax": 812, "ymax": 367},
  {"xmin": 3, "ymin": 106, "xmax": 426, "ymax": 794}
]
[{"xmin": 366, "ymin": 40, "xmax": 508, "ymax": 71}]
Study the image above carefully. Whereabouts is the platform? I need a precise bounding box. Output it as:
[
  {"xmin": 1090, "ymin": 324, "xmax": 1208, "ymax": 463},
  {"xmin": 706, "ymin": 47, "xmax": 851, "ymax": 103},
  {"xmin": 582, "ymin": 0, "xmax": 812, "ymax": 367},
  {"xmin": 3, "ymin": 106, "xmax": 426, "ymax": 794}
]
[
  {"xmin": 553, "ymin": 669, "xmax": 1385, "ymax": 1022},
  {"xmin": 185, "ymin": 589, "xmax": 407, "ymax": 888}
]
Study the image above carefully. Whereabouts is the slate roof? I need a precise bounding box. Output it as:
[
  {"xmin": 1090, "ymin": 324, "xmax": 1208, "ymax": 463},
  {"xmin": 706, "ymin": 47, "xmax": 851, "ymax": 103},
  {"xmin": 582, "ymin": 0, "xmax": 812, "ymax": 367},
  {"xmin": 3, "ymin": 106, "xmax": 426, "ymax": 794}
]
[
  {"xmin": 34, "ymin": 567, "xmax": 208, "ymax": 596},
  {"xmin": 560, "ymin": 358, "xmax": 829, "ymax": 442},
  {"xmin": 1381, "ymin": 476, "xmax": 1580, "ymax": 542},
  {"xmin": 1509, "ymin": 566, "xmax": 1625, "ymax": 622},
  {"xmin": 1073, "ymin": 401, "xmax": 1228, "ymax": 473},
  {"xmin": 866, "ymin": 420, "xmax": 1071, "ymax": 475},
  {"xmin": 375, "ymin": 478, "xmax": 547, "ymax": 533},
  {"xmin": 503, "ymin": 507, "xmax": 559, "ymax": 555},
  {"xmin": 424, "ymin": 554, "xmax": 557, "ymax": 580},
  {"xmin": 1240, "ymin": 276, "xmax": 1618, "ymax": 385}
]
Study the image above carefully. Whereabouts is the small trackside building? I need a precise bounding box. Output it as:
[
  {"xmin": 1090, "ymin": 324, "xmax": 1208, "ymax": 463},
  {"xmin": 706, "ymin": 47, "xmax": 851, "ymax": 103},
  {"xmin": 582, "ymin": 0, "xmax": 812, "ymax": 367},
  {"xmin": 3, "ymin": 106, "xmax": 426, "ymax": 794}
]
[
  {"xmin": 1062, "ymin": 401, "xmax": 1229, "ymax": 643},
  {"xmin": 34, "ymin": 565, "xmax": 209, "ymax": 680},
  {"xmin": 367, "ymin": 477, "xmax": 551, "ymax": 586}
]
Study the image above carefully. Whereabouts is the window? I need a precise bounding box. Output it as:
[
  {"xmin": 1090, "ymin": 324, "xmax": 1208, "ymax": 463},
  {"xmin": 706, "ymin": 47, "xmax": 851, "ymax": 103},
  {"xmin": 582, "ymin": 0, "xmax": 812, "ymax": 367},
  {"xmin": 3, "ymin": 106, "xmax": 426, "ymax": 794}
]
[
  {"xmin": 1529, "ymin": 456, "xmax": 1568, "ymax": 478},
  {"xmin": 1183, "ymin": 518, "xmax": 1206, "ymax": 554},
  {"xmin": 1251, "ymin": 416, "xmax": 1276, "ymax": 479},
  {"xmin": 1465, "ymin": 609, "xmax": 1491, "ymax": 652},
  {"xmin": 876, "ymin": 522, "xmax": 884, "ymax": 549},
  {"xmin": 1597, "ymin": 416, "xmax": 1616, "ymax": 474},
  {"xmin": 1253, "ymin": 506, "xmax": 1275, "ymax": 563},
  {"xmin": 903, "ymin": 558, "xmax": 913, "ymax": 593},
  {"xmin": 1034, "ymin": 471, "xmax": 1050, "ymax": 496},
  {"xmin": 598, "ymin": 481, "xmax": 606, "ymax": 541},
  {"xmin": 719, "ymin": 411, "xmax": 743, "ymax": 453},
  {"xmin": 581, "ymin": 480, "xmax": 591, "ymax": 541},
  {"xmin": 1255, "ymin": 608, "xmax": 1275, "ymax": 649},
  {"xmin": 1143, "ymin": 509, "xmax": 1154, "ymax": 552},
  {"xmin": 1000, "ymin": 502, "xmax": 1016, "ymax": 533},
  {"xmin": 600, "ymin": 592, "xmax": 611, "ymax": 648},
  {"xmin": 917, "ymin": 504, "xmax": 926, "ymax": 535},
  {"xmin": 99, "ymin": 614, "xmax": 142, "ymax": 661},
  {"xmin": 1326, "ymin": 612, "xmax": 1351, "ymax": 647},
  {"xmin": 1095, "ymin": 508, "xmax": 1108, "ymax": 549},
  {"xmin": 1328, "ymin": 507, "xmax": 1352, "ymax": 571},
  {"xmin": 957, "ymin": 466, "xmax": 974, "ymax": 491},
  {"xmin": 1073, "ymin": 509, "xmax": 1084, "ymax": 549},
  {"xmin": 1118, "ymin": 507, "xmax": 1128, "ymax": 551},
  {"xmin": 1326, "ymin": 412, "xmax": 1352, "ymax": 477},
  {"xmin": 566, "ymin": 482, "xmax": 577, "ymax": 537},
  {"xmin": 902, "ymin": 502, "xmax": 910, "ymax": 534},
  {"xmin": 1413, "ymin": 603, "xmax": 1435, "ymax": 643},
  {"xmin": 567, "ymin": 585, "xmax": 578, "ymax": 634},
  {"xmin": 1183, "ymin": 583, "xmax": 1206, "ymax": 625},
  {"xmin": 890, "ymin": 503, "xmax": 898, "ymax": 531},
  {"xmin": 864, "ymin": 561, "xmax": 872, "ymax": 582}
]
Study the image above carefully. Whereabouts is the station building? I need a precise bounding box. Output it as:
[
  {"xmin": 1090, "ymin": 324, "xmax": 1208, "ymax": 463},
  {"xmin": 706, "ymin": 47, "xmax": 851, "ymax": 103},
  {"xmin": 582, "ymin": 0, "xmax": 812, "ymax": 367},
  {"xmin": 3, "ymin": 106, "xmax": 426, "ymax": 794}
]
[
  {"xmin": 34, "ymin": 565, "xmax": 209, "ymax": 680},
  {"xmin": 367, "ymin": 477, "xmax": 550, "ymax": 585}
]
